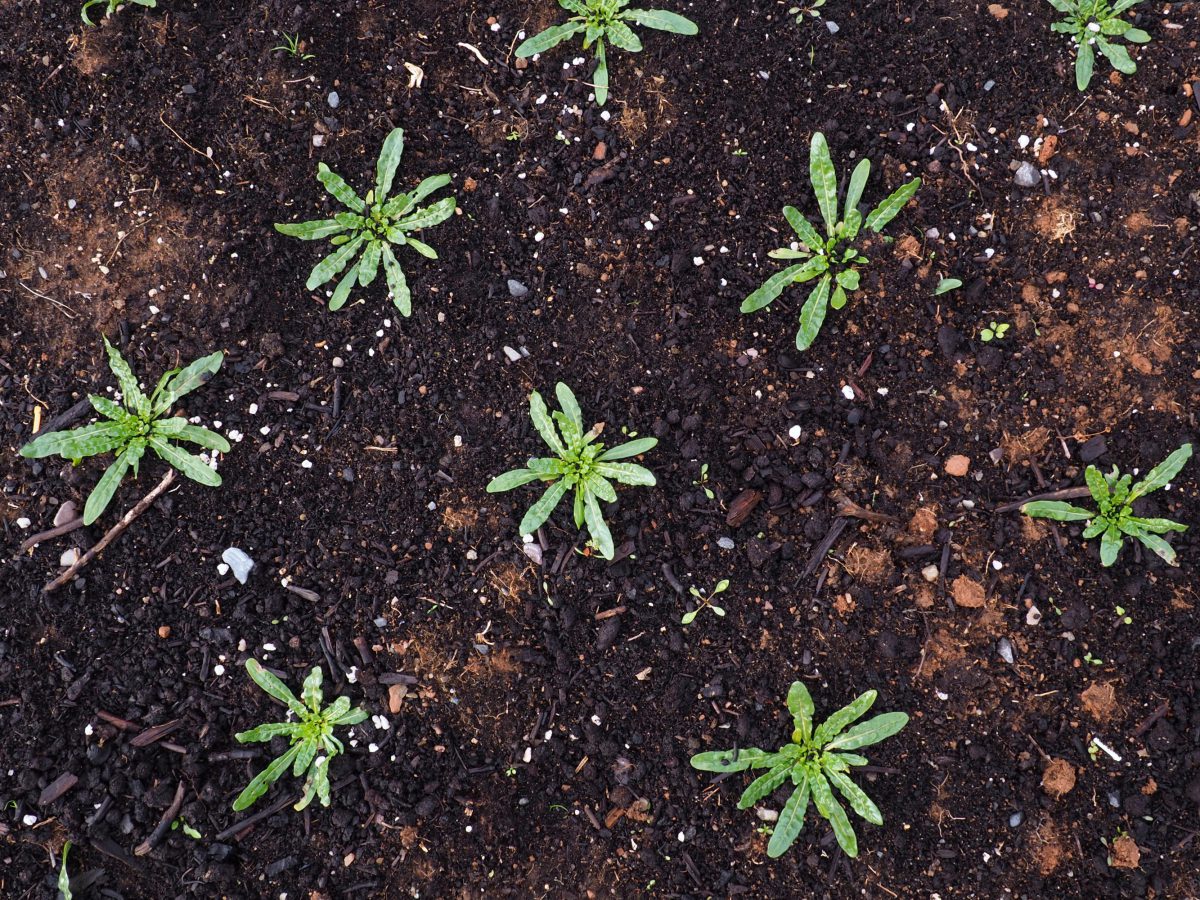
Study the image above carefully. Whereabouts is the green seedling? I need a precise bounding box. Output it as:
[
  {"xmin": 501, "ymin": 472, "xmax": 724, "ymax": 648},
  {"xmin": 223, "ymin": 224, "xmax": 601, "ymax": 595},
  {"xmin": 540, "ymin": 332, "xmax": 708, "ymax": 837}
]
[
  {"xmin": 515, "ymin": 0, "xmax": 698, "ymax": 106},
  {"xmin": 272, "ymin": 32, "xmax": 315, "ymax": 61},
  {"xmin": 934, "ymin": 277, "xmax": 963, "ymax": 297},
  {"xmin": 682, "ymin": 578, "xmax": 728, "ymax": 625},
  {"xmin": 275, "ymin": 127, "xmax": 455, "ymax": 315},
  {"xmin": 20, "ymin": 338, "xmax": 227, "ymax": 524},
  {"xmin": 980, "ymin": 321, "xmax": 1009, "ymax": 342},
  {"xmin": 789, "ymin": 0, "xmax": 826, "ymax": 21},
  {"xmin": 693, "ymin": 462, "xmax": 714, "ymax": 499},
  {"xmin": 740, "ymin": 132, "xmax": 921, "ymax": 351},
  {"xmin": 57, "ymin": 841, "xmax": 72, "ymax": 900},
  {"xmin": 232, "ymin": 660, "xmax": 368, "ymax": 812},
  {"xmin": 486, "ymin": 382, "xmax": 656, "ymax": 560},
  {"xmin": 1023, "ymin": 443, "xmax": 1192, "ymax": 566},
  {"xmin": 1114, "ymin": 605, "xmax": 1132, "ymax": 625},
  {"xmin": 691, "ymin": 683, "xmax": 908, "ymax": 858},
  {"xmin": 82, "ymin": 0, "xmax": 154, "ymax": 25},
  {"xmin": 1048, "ymin": 0, "xmax": 1150, "ymax": 91},
  {"xmin": 171, "ymin": 818, "xmax": 203, "ymax": 839}
]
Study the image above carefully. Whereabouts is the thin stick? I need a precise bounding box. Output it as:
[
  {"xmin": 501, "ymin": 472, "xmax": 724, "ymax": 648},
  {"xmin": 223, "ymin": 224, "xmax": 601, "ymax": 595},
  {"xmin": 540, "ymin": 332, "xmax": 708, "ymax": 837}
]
[
  {"xmin": 993, "ymin": 486, "xmax": 1091, "ymax": 514},
  {"xmin": 44, "ymin": 470, "xmax": 176, "ymax": 592},
  {"xmin": 134, "ymin": 781, "xmax": 184, "ymax": 856},
  {"xmin": 20, "ymin": 517, "xmax": 84, "ymax": 552},
  {"xmin": 159, "ymin": 112, "xmax": 221, "ymax": 173}
]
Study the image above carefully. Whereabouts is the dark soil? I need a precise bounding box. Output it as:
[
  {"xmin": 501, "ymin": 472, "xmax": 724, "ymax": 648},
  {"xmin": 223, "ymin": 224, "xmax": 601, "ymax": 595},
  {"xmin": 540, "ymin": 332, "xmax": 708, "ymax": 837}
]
[{"xmin": 2, "ymin": 1, "xmax": 1199, "ymax": 897}]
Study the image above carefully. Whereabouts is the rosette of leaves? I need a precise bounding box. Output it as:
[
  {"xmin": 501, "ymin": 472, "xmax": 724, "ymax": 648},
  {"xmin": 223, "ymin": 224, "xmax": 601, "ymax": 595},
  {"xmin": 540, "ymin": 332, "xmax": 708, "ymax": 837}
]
[
  {"xmin": 232, "ymin": 660, "xmax": 369, "ymax": 812},
  {"xmin": 275, "ymin": 128, "xmax": 455, "ymax": 315},
  {"xmin": 82, "ymin": 0, "xmax": 155, "ymax": 26},
  {"xmin": 740, "ymin": 132, "xmax": 921, "ymax": 352},
  {"xmin": 515, "ymin": 0, "xmax": 698, "ymax": 106},
  {"xmin": 1047, "ymin": 0, "xmax": 1151, "ymax": 91},
  {"xmin": 486, "ymin": 383, "xmax": 656, "ymax": 560},
  {"xmin": 1023, "ymin": 443, "xmax": 1191, "ymax": 566},
  {"xmin": 691, "ymin": 683, "xmax": 908, "ymax": 858},
  {"xmin": 19, "ymin": 337, "xmax": 227, "ymax": 524}
]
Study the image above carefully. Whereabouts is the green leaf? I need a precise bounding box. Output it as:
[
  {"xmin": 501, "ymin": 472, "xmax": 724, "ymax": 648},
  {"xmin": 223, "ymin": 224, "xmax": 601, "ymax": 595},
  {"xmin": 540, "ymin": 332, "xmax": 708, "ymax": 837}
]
[
  {"xmin": 152, "ymin": 350, "xmax": 224, "ymax": 414},
  {"xmin": 83, "ymin": 451, "xmax": 135, "ymax": 525},
  {"xmin": 1124, "ymin": 27, "xmax": 1151, "ymax": 43},
  {"xmin": 768, "ymin": 779, "xmax": 811, "ymax": 858},
  {"xmin": 1130, "ymin": 530, "xmax": 1178, "ymax": 566},
  {"xmin": 409, "ymin": 174, "xmax": 453, "ymax": 205},
  {"xmin": 301, "ymin": 667, "xmax": 323, "ymax": 711},
  {"xmin": 89, "ymin": 394, "xmax": 127, "ymax": 422},
  {"xmin": 783, "ymin": 205, "xmax": 825, "ymax": 251},
  {"xmin": 529, "ymin": 391, "xmax": 567, "ymax": 456},
  {"xmin": 583, "ymin": 490, "xmax": 615, "ymax": 559},
  {"xmin": 395, "ymin": 196, "xmax": 456, "ymax": 232},
  {"xmin": 515, "ymin": 21, "xmax": 584, "ymax": 57},
  {"xmin": 690, "ymin": 747, "xmax": 772, "ymax": 772},
  {"xmin": 291, "ymin": 739, "xmax": 318, "ymax": 779},
  {"xmin": 519, "ymin": 478, "xmax": 569, "ymax": 535},
  {"xmin": 810, "ymin": 771, "xmax": 858, "ymax": 857},
  {"xmin": 244, "ymin": 659, "xmax": 306, "ymax": 715},
  {"xmin": 20, "ymin": 421, "xmax": 130, "ymax": 461},
  {"xmin": 844, "ymin": 158, "xmax": 871, "ymax": 221},
  {"xmin": 606, "ymin": 20, "xmax": 643, "ymax": 52},
  {"xmin": 835, "ymin": 269, "xmax": 860, "ymax": 292},
  {"xmin": 813, "ymin": 690, "xmax": 877, "ymax": 746},
  {"xmin": 306, "ymin": 235, "xmax": 365, "ymax": 290},
  {"xmin": 232, "ymin": 743, "xmax": 302, "ymax": 811},
  {"xmin": 328, "ymin": 262, "xmax": 361, "ymax": 311},
  {"xmin": 1097, "ymin": 39, "xmax": 1136, "ymax": 74},
  {"xmin": 1129, "ymin": 444, "xmax": 1192, "ymax": 501},
  {"xmin": 487, "ymin": 468, "xmax": 544, "ymax": 492},
  {"xmin": 622, "ymin": 9, "xmax": 699, "ymax": 34},
  {"xmin": 1083, "ymin": 518, "xmax": 1108, "ymax": 540},
  {"xmin": 555, "ymin": 383, "xmax": 583, "ymax": 431},
  {"xmin": 102, "ymin": 336, "xmax": 149, "ymax": 414},
  {"xmin": 1100, "ymin": 525, "xmax": 1123, "ymax": 566},
  {"xmin": 331, "ymin": 706, "xmax": 369, "ymax": 726},
  {"xmin": 826, "ymin": 769, "xmax": 882, "ymax": 825},
  {"xmin": 1021, "ymin": 500, "xmax": 1094, "ymax": 522},
  {"xmin": 153, "ymin": 420, "xmax": 230, "ymax": 453},
  {"xmin": 787, "ymin": 681, "xmax": 815, "ymax": 741},
  {"xmin": 235, "ymin": 722, "xmax": 298, "ymax": 743},
  {"xmin": 381, "ymin": 244, "xmax": 411, "ymax": 316},
  {"xmin": 934, "ymin": 277, "xmax": 962, "ymax": 296},
  {"xmin": 593, "ymin": 40, "xmax": 609, "ymax": 105},
  {"xmin": 375, "ymin": 128, "xmax": 405, "ymax": 200},
  {"xmin": 795, "ymin": 274, "xmax": 832, "ymax": 352},
  {"xmin": 358, "ymin": 241, "xmax": 382, "ymax": 287},
  {"xmin": 826, "ymin": 711, "xmax": 909, "ymax": 751},
  {"xmin": 1085, "ymin": 466, "xmax": 1111, "ymax": 504},
  {"xmin": 148, "ymin": 436, "xmax": 221, "ymax": 486},
  {"xmin": 865, "ymin": 178, "xmax": 921, "ymax": 233},
  {"xmin": 737, "ymin": 764, "xmax": 792, "ymax": 809},
  {"xmin": 808, "ymin": 133, "xmax": 839, "ymax": 237},
  {"xmin": 599, "ymin": 437, "xmax": 657, "ymax": 461},
  {"xmin": 586, "ymin": 473, "xmax": 617, "ymax": 503},
  {"xmin": 594, "ymin": 462, "xmax": 656, "ymax": 486},
  {"xmin": 317, "ymin": 163, "xmax": 365, "ymax": 213},
  {"xmin": 1124, "ymin": 516, "xmax": 1187, "ymax": 534},
  {"xmin": 404, "ymin": 237, "xmax": 438, "ymax": 259},
  {"xmin": 1076, "ymin": 40, "xmax": 1095, "ymax": 91},
  {"xmin": 741, "ymin": 264, "xmax": 807, "ymax": 313},
  {"xmin": 58, "ymin": 841, "xmax": 72, "ymax": 900},
  {"xmin": 274, "ymin": 219, "xmax": 348, "ymax": 241}
]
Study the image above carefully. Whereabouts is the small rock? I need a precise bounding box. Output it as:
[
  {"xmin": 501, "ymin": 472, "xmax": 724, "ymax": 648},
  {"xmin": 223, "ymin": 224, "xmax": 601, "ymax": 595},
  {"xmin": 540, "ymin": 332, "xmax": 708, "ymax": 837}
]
[
  {"xmin": 60, "ymin": 548, "xmax": 80, "ymax": 567},
  {"xmin": 921, "ymin": 564, "xmax": 940, "ymax": 583},
  {"xmin": 221, "ymin": 547, "xmax": 254, "ymax": 584},
  {"xmin": 327, "ymin": 91, "xmax": 340, "ymax": 109},
  {"xmin": 1078, "ymin": 435, "xmax": 1107, "ymax": 463},
  {"xmin": 312, "ymin": 134, "xmax": 326, "ymax": 147},
  {"xmin": 16, "ymin": 517, "xmax": 31, "ymax": 529},
  {"xmin": 1009, "ymin": 811, "xmax": 1023, "ymax": 827},
  {"xmin": 755, "ymin": 807, "xmax": 779, "ymax": 822},
  {"xmin": 157, "ymin": 626, "xmax": 171, "ymax": 639},
  {"xmin": 717, "ymin": 537, "xmax": 735, "ymax": 550},
  {"xmin": 944, "ymin": 455, "xmax": 971, "ymax": 477},
  {"xmin": 825, "ymin": 20, "xmax": 839, "ymax": 33},
  {"xmin": 997, "ymin": 637, "xmax": 1015, "ymax": 664},
  {"xmin": 387, "ymin": 684, "xmax": 407, "ymax": 714},
  {"xmin": 1014, "ymin": 162, "xmax": 1040, "ymax": 188},
  {"xmin": 54, "ymin": 501, "xmax": 79, "ymax": 527},
  {"xmin": 502, "ymin": 346, "xmax": 522, "ymax": 363},
  {"xmin": 507, "ymin": 279, "xmax": 529, "ymax": 298},
  {"xmin": 1026, "ymin": 605, "xmax": 1042, "ymax": 625},
  {"xmin": 521, "ymin": 542, "xmax": 543, "ymax": 566}
]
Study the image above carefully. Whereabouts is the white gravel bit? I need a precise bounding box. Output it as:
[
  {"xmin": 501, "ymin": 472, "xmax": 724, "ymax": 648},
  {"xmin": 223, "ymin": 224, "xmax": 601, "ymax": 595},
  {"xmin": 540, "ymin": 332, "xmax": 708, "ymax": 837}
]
[
  {"xmin": 502, "ymin": 346, "xmax": 522, "ymax": 363},
  {"xmin": 221, "ymin": 547, "xmax": 254, "ymax": 584},
  {"xmin": 841, "ymin": 385, "xmax": 855, "ymax": 400},
  {"xmin": 16, "ymin": 517, "xmax": 31, "ymax": 529}
]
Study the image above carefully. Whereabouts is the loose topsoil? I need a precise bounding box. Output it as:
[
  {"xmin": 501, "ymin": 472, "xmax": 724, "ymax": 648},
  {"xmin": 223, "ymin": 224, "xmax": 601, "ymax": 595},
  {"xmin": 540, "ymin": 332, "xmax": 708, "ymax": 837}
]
[{"xmin": 2, "ymin": 1, "xmax": 1199, "ymax": 897}]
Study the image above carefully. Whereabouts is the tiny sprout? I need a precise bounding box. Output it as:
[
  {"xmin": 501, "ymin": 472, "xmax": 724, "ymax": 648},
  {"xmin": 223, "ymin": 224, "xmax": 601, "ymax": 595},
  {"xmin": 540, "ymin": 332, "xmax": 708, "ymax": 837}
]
[
  {"xmin": 1115, "ymin": 605, "xmax": 1132, "ymax": 625},
  {"xmin": 272, "ymin": 32, "xmax": 315, "ymax": 61},
  {"xmin": 934, "ymin": 277, "xmax": 963, "ymax": 296},
  {"xmin": 980, "ymin": 321, "xmax": 1010, "ymax": 342},
  {"xmin": 682, "ymin": 578, "xmax": 729, "ymax": 625},
  {"xmin": 693, "ymin": 462, "xmax": 715, "ymax": 500},
  {"xmin": 788, "ymin": 0, "xmax": 826, "ymax": 21}
]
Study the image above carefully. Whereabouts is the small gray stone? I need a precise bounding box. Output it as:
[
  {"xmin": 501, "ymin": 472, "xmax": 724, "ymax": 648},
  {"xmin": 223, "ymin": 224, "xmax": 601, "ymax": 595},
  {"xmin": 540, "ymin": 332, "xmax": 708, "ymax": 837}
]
[
  {"xmin": 221, "ymin": 547, "xmax": 255, "ymax": 584},
  {"xmin": 997, "ymin": 637, "xmax": 1015, "ymax": 664},
  {"xmin": 502, "ymin": 346, "xmax": 522, "ymax": 363},
  {"xmin": 1014, "ymin": 162, "xmax": 1040, "ymax": 188},
  {"xmin": 717, "ymin": 537, "xmax": 735, "ymax": 550},
  {"xmin": 1009, "ymin": 811, "xmax": 1023, "ymax": 827},
  {"xmin": 507, "ymin": 279, "xmax": 529, "ymax": 298},
  {"xmin": 54, "ymin": 501, "xmax": 79, "ymax": 527},
  {"xmin": 521, "ymin": 542, "xmax": 543, "ymax": 566},
  {"xmin": 825, "ymin": 20, "xmax": 839, "ymax": 33},
  {"xmin": 327, "ymin": 91, "xmax": 340, "ymax": 109}
]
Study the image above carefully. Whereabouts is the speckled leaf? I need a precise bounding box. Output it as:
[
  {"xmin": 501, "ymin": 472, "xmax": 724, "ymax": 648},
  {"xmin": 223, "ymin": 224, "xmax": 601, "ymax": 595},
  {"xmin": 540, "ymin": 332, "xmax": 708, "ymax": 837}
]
[
  {"xmin": 767, "ymin": 779, "xmax": 811, "ymax": 858},
  {"xmin": 317, "ymin": 163, "xmax": 365, "ymax": 212}
]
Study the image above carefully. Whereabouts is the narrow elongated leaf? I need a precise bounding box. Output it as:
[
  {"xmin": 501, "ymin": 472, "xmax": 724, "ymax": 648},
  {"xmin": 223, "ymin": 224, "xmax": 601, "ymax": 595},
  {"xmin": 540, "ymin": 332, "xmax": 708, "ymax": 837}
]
[
  {"xmin": 865, "ymin": 178, "xmax": 921, "ymax": 233},
  {"xmin": 274, "ymin": 219, "xmax": 347, "ymax": 241},
  {"xmin": 1129, "ymin": 444, "xmax": 1192, "ymax": 501},
  {"xmin": 1097, "ymin": 39, "xmax": 1136, "ymax": 74},
  {"xmin": 381, "ymin": 244, "xmax": 411, "ymax": 316},
  {"xmin": 787, "ymin": 682, "xmax": 815, "ymax": 741},
  {"xmin": 783, "ymin": 205, "xmax": 825, "ymax": 251},
  {"xmin": 306, "ymin": 235, "xmax": 365, "ymax": 290},
  {"xmin": 690, "ymin": 747, "xmax": 772, "ymax": 772},
  {"xmin": 594, "ymin": 462, "xmax": 656, "ymax": 486},
  {"xmin": 1124, "ymin": 516, "xmax": 1187, "ymax": 534},
  {"xmin": 622, "ymin": 9, "xmax": 699, "ymax": 34},
  {"xmin": 404, "ymin": 237, "xmax": 438, "ymax": 259},
  {"xmin": 555, "ymin": 383, "xmax": 583, "ymax": 430},
  {"xmin": 826, "ymin": 711, "xmax": 909, "ymax": 751},
  {"xmin": 741, "ymin": 264, "xmax": 806, "ymax": 313},
  {"xmin": 606, "ymin": 20, "xmax": 643, "ymax": 52},
  {"xmin": 1085, "ymin": 466, "xmax": 1110, "ymax": 504},
  {"xmin": 796, "ymin": 274, "xmax": 832, "ymax": 351},
  {"xmin": 1124, "ymin": 27, "xmax": 1150, "ymax": 43},
  {"xmin": 102, "ymin": 336, "xmax": 149, "ymax": 415},
  {"xmin": 826, "ymin": 770, "xmax": 882, "ymax": 825},
  {"xmin": 529, "ymin": 391, "xmax": 567, "ymax": 456},
  {"xmin": 487, "ymin": 468, "xmax": 544, "ymax": 492},
  {"xmin": 516, "ymin": 21, "xmax": 584, "ymax": 57},
  {"xmin": 395, "ymin": 196, "xmax": 456, "ymax": 232},
  {"xmin": 149, "ymin": 436, "xmax": 221, "ymax": 485},
  {"xmin": 317, "ymin": 163, "xmax": 365, "ymax": 212},
  {"xmin": 331, "ymin": 707, "xmax": 369, "ymax": 726},
  {"xmin": 375, "ymin": 128, "xmax": 405, "ymax": 200},
  {"xmin": 1130, "ymin": 530, "xmax": 1178, "ymax": 566},
  {"xmin": 89, "ymin": 394, "xmax": 127, "ymax": 422},
  {"xmin": 300, "ymin": 667, "xmax": 323, "ymax": 711},
  {"xmin": 153, "ymin": 350, "xmax": 224, "ymax": 413},
  {"xmin": 234, "ymin": 722, "xmax": 298, "ymax": 743},
  {"xmin": 291, "ymin": 740, "xmax": 318, "ymax": 779},
  {"xmin": 233, "ymin": 743, "xmax": 302, "ymax": 811},
  {"xmin": 1076, "ymin": 39, "xmax": 1095, "ymax": 91},
  {"xmin": 586, "ymin": 473, "xmax": 617, "ymax": 503},
  {"xmin": 519, "ymin": 478, "xmax": 569, "ymax": 535},
  {"xmin": 813, "ymin": 691, "xmax": 877, "ymax": 745},
  {"xmin": 244, "ymin": 659, "xmax": 306, "ymax": 715},
  {"xmin": 844, "ymin": 158, "xmax": 871, "ymax": 221},
  {"xmin": 593, "ymin": 40, "xmax": 609, "ymax": 105},
  {"xmin": 808, "ymin": 133, "xmax": 839, "ymax": 237},
  {"xmin": 1021, "ymin": 500, "xmax": 1094, "ymax": 522},
  {"xmin": 768, "ymin": 779, "xmax": 811, "ymax": 858},
  {"xmin": 328, "ymin": 262, "xmax": 361, "ymax": 311},
  {"xmin": 83, "ymin": 452, "xmax": 134, "ymax": 525},
  {"xmin": 599, "ymin": 437, "xmax": 657, "ymax": 461},
  {"xmin": 1112, "ymin": 0, "xmax": 1145, "ymax": 12},
  {"xmin": 559, "ymin": 0, "xmax": 588, "ymax": 12},
  {"xmin": 358, "ymin": 241, "xmax": 382, "ymax": 287},
  {"xmin": 810, "ymin": 772, "xmax": 858, "ymax": 857},
  {"xmin": 1099, "ymin": 525, "xmax": 1123, "ymax": 566},
  {"xmin": 583, "ymin": 490, "xmax": 615, "ymax": 559},
  {"xmin": 153, "ymin": 420, "xmax": 230, "ymax": 452},
  {"xmin": 20, "ymin": 421, "xmax": 130, "ymax": 460},
  {"xmin": 409, "ymin": 174, "xmax": 453, "ymax": 205},
  {"xmin": 737, "ymin": 764, "xmax": 791, "ymax": 809}
]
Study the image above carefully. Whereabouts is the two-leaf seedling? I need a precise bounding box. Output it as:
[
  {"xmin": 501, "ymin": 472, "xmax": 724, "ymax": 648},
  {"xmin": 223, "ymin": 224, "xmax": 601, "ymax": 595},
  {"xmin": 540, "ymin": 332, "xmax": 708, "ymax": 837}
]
[
  {"xmin": 691, "ymin": 683, "xmax": 908, "ymax": 858},
  {"xmin": 232, "ymin": 660, "xmax": 368, "ymax": 812},
  {"xmin": 1023, "ymin": 443, "xmax": 1191, "ymax": 566},
  {"xmin": 1048, "ymin": 0, "xmax": 1150, "ymax": 91},
  {"xmin": 81, "ymin": 0, "xmax": 154, "ymax": 26},
  {"xmin": 740, "ymin": 132, "xmax": 921, "ymax": 352},
  {"xmin": 487, "ymin": 383, "xmax": 656, "ymax": 560},
  {"xmin": 682, "ymin": 579, "xmax": 728, "ymax": 624},
  {"xmin": 516, "ymin": 0, "xmax": 698, "ymax": 106},
  {"xmin": 276, "ymin": 128, "xmax": 456, "ymax": 315},
  {"xmin": 20, "ymin": 337, "xmax": 228, "ymax": 524}
]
